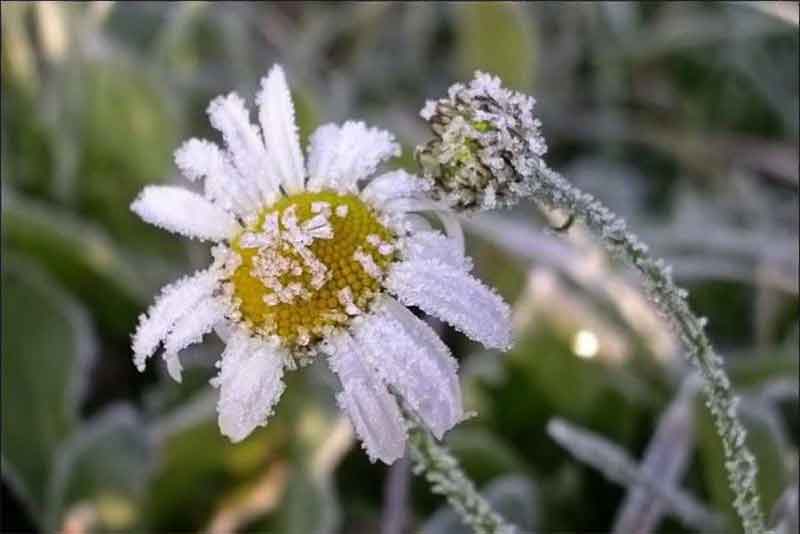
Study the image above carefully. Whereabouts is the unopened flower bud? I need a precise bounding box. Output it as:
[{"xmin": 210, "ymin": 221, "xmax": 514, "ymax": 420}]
[{"xmin": 416, "ymin": 71, "xmax": 548, "ymax": 212}]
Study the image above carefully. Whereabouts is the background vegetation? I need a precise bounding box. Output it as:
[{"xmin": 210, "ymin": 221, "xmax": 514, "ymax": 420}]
[{"xmin": 2, "ymin": 2, "xmax": 798, "ymax": 533}]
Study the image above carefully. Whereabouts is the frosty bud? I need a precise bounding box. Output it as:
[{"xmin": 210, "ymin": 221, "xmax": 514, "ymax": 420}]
[{"xmin": 416, "ymin": 71, "xmax": 549, "ymax": 213}]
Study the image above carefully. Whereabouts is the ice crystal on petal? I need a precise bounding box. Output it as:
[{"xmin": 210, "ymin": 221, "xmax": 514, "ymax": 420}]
[
  {"xmin": 354, "ymin": 296, "xmax": 463, "ymax": 439},
  {"xmin": 174, "ymin": 138, "xmax": 260, "ymax": 216},
  {"xmin": 207, "ymin": 92, "xmax": 278, "ymax": 202},
  {"xmin": 162, "ymin": 296, "xmax": 227, "ymax": 382},
  {"xmin": 401, "ymin": 230, "xmax": 473, "ymax": 272},
  {"xmin": 213, "ymin": 331, "xmax": 286, "ymax": 442},
  {"xmin": 306, "ymin": 121, "xmax": 400, "ymax": 192},
  {"xmin": 130, "ymin": 186, "xmax": 241, "ymax": 241},
  {"xmin": 387, "ymin": 258, "xmax": 511, "ymax": 349},
  {"xmin": 326, "ymin": 331, "xmax": 406, "ymax": 464},
  {"xmin": 131, "ymin": 269, "xmax": 220, "ymax": 371},
  {"xmin": 360, "ymin": 169, "xmax": 430, "ymax": 207},
  {"xmin": 256, "ymin": 65, "xmax": 306, "ymax": 195}
]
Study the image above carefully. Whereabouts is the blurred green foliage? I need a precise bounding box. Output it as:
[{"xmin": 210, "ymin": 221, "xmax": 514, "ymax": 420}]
[{"xmin": 2, "ymin": 2, "xmax": 797, "ymax": 533}]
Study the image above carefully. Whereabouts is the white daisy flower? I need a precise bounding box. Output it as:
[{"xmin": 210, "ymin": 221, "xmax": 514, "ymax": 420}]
[{"xmin": 130, "ymin": 65, "xmax": 512, "ymax": 464}]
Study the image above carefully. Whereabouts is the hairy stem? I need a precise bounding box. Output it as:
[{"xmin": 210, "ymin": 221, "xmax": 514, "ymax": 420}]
[
  {"xmin": 529, "ymin": 165, "xmax": 770, "ymax": 534},
  {"xmin": 406, "ymin": 416, "xmax": 516, "ymax": 534}
]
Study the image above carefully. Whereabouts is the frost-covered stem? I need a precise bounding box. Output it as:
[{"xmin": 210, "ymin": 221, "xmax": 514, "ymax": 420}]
[
  {"xmin": 529, "ymin": 165, "xmax": 770, "ymax": 534},
  {"xmin": 406, "ymin": 416, "xmax": 516, "ymax": 534},
  {"xmin": 418, "ymin": 71, "xmax": 770, "ymax": 534}
]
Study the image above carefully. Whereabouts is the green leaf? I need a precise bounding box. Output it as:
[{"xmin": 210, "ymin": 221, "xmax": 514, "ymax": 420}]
[
  {"xmin": 270, "ymin": 469, "xmax": 339, "ymax": 534},
  {"xmin": 444, "ymin": 427, "xmax": 528, "ymax": 485},
  {"xmin": 2, "ymin": 189, "xmax": 159, "ymax": 334},
  {"xmin": 1, "ymin": 254, "xmax": 97, "ymax": 521},
  {"xmin": 75, "ymin": 62, "xmax": 182, "ymax": 260},
  {"xmin": 46, "ymin": 404, "xmax": 154, "ymax": 532},
  {"xmin": 454, "ymin": 2, "xmax": 537, "ymax": 90},
  {"xmin": 142, "ymin": 413, "xmax": 288, "ymax": 532}
]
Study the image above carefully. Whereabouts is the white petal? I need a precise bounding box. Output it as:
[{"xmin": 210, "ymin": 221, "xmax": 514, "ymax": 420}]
[
  {"xmin": 325, "ymin": 331, "xmax": 406, "ymax": 464},
  {"xmin": 207, "ymin": 92, "xmax": 280, "ymax": 202},
  {"xmin": 360, "ymin": 170, "xmax": 429, "ymax": 206},
  {"xmin": 306, "ymin": 121, "xmax": 400, "ymax": 192},
  {"xmin": 386, "ymin": 258, "xmax": 512, "ymax": 350},
  {"xmin": 401, "ymin": 213, "xmax": 433, "ymax": 233},
  {"xmin": 256, "ymin": 65, "xmax": 306, "ymax": 195},
  {"xmin": 162, "ymin": 296, "xmax": 227, "ymax": 382},
  {"xmin": 213, "ymin": 332, "xmax": 286, "ymax": 442},
  {"xmin": 402, "ymin": 230, "xmax": 472, "ymax": 272},
  {"xmin": 131, "ymin": 185, "xmax": 240, "ymax": 241},
  {"xmin": 131, "ymin": 269, "xmax": 220, "ymax": 371},
  {"xmin": 174, "ymin": 138, "xmax": 260, "ymax": 216},
  {"xmin": 354, "ymin": 297, "xmax": 463, "ymax": 439},
  {"xmin": 383, "ymin": 197, "xmax": 465, "ymax": 255}
]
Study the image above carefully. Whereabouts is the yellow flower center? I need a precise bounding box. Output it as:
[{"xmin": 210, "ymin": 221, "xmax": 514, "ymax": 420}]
[{"xmin": 229, "ymin": 191, "xmax": 396, "ymax": 348}]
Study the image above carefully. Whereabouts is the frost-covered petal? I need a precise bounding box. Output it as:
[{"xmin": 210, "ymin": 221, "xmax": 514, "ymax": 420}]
[
  {"xmin": 162, "ymin": 296, "xmax": 227, "ymax": 382},
  {"xmin": 207, "ymin": 92, "xmax": 279, "ymax": 202},
  {"xmin": 131, "ymin": 269, "xmax": 220, "ymax": 372},
  {"xmin": 354, "ymin": 296, "xmax": 463, "ymax": 439},
  {"xmin": 174, "ymin": 138, "xmax": 260, "ymax": 216},
  {"xmin": 401, "ymin": 230, "xmax": 472, "ymax": 272},
  {"xmin": 306, "ymin": 121, "xmax": 400, "ymax": 192},
  {"xmin": 256, "ymin": 65, "xmax": 305, "ymax": 195},
  {"xmin": 130, "ymin": 185, "xmax": 240, "ymax": 241},
  {"xmin": 213, "ymin": 331, "xmax": 286, "ymax": 442},
  {"xmin": 382, "ymin": 197, "xmax": 465, "ymax": 255},
  {"xmin": 360, "ymin": 170, "xmax": 429, "ymax": 206},
  {"xmin": 326, "ymin": 331, "xmax": 406, "ymax": 464},
  {"xmin": 386, "ymin": 258, "xmax": 512, "ymax": 349}
]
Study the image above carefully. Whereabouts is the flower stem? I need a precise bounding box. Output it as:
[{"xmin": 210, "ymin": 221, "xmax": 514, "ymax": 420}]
[
  {"xmin": 528, "ymin": 165, "xmax": 771, "ymax": 534},
  {"xmin": 406, "ymin": 415, "xmax": 516, "ymax": 534}
]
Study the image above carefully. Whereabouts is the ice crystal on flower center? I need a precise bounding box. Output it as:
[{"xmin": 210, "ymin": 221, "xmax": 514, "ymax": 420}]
[{"xmin": 229, "ymin": 191, "xmax": 396, "ymax": 347}]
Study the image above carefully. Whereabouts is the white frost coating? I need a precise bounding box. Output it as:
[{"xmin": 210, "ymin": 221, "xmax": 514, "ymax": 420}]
[
  {"xmin": 162, "ymin": 296, "xmax": 226, "ymax": 382},
  {"xmin": 256, "ymin": 65, "xmax": 306, "ymax": 195},
  {"xmin": 383, "ymin": 197, "xmax": 465, "ymax": 257},
  {"xmin": 174, "ymin": 138, "xmax": 259, "ymax": 216},
  {"xmin": 213, "ymin": 331, "xmax": 286, "ymax": 442},
  {"xmin": 131, "ymin": 269, "xmax": 220, "ymax": 371},
  {"xmin": 131, "ymin": 185, "xmax": 240, "ymax": 241},
  {"xmin": 207, "ymin": 92, "xmax": 279, "ymax": 202},
  {"xmin": 326, "ymin": 331, "xmax": 406, "ymax": 464},
  {"xmin": 386, "ymin": 258, "xmax": 512, "ymax": 350},
  {"xmin": 355, "ymin": 297, "xmax": 463, "ymax": 439},
  {"xmin": 360, "ymin": 170, "xmax": 429, "ymax": 206},
  {"xmin": 305, "ymin": 121, "xmax": 400, "ymax": 192},
  {"xmin": 401, "ymin": 230, "xmax": 472, "ymax": 272},
  {"xmin": 304, "ymin": 124, "xmax": 339, "ymax": 188}
]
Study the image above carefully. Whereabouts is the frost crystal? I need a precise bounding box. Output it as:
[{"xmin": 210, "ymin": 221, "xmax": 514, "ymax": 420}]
[{"xmin": 416, "ymin": 71, "xmax": 548, "ymax": 212}]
